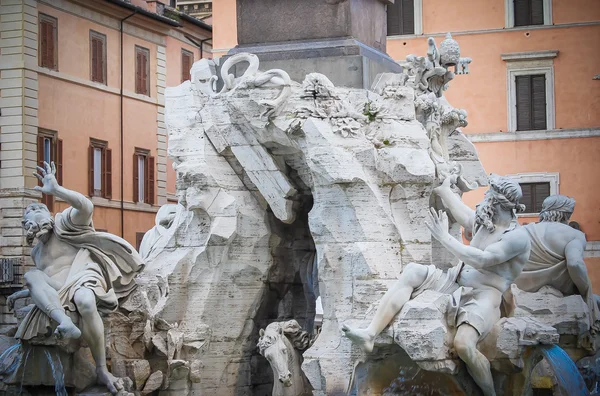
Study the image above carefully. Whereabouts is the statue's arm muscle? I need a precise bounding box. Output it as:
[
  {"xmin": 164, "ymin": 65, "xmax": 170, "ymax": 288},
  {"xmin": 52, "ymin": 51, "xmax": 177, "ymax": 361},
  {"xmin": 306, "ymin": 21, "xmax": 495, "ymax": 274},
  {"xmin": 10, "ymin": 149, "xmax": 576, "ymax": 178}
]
[
  {"xmin": 438, "ymin": 230, "xmax": 529, "ymax": 269},
  {"xmin": 436, "ymin": 186, "xmax": 475, "ymax": 231},
  {"xmin": 53, "ymin": 185, "xmax": 94, "ymax": 226}
]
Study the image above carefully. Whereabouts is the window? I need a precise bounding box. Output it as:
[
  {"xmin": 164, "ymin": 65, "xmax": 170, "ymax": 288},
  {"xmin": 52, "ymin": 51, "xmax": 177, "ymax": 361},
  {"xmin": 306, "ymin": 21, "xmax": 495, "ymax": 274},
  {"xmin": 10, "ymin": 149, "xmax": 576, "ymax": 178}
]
[
  {"xmin": 88, "ymin": 139, "xmax": 112, "ymax": 198},
  {"xmin": 505, "ymin": 0, "xmax": 551, "ymax": 28},
  {"xmin": 515, "ymin": 74, "xmax": 546, "ymax": 131},
  {"xmin": 135, "ymin": 46, "xmax": 150, "ymax": 96},
  {"xmin": 387, "ymin": 0, "xmax": 415, "ymax": 36},
  {"xmin": 39, "ymin": 13, "xmax": 58, "ymax": 70},
  {"xmin": 520, "ymin": 182, "xmax": 550, "ymax": 214},
  {"xmin": 37, "ymin": 129, "xmax": 63, "ymax": 211},
  {"xmin": 90, "ymin": 31, "xmax": 107, "ymax": 84},
  {"xmin": 136, "ymin": 232, "xmax": 146, "ymax": 251},
  {"xmin": 133, "ymin": 148, "xmax": 155, "ymax": 205},
  {"xmin": 514, "ymin": 0, "xmax": 544, "ymax": 26},
  {"xmin": 181, "ymin": 49, "xmax": 194, "ymax": 83},
  {"xmin": 504, "ymin": 53, "xmax": 556, "ymax": 133}
]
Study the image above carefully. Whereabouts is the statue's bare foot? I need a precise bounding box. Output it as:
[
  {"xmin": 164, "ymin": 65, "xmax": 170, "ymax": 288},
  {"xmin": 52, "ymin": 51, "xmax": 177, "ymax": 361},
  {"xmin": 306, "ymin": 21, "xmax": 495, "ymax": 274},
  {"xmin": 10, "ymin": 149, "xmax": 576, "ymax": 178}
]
[
  {"xmin": 54, "ymin": 318, "xmax": 81, "ymax": 340},
  {"xmin": 96, "ymin": 366, "xmax": 124, "ymax": 395},
  {"xmin": 341, "ymin": 324, "xmax": 375, "ymax": 353}
]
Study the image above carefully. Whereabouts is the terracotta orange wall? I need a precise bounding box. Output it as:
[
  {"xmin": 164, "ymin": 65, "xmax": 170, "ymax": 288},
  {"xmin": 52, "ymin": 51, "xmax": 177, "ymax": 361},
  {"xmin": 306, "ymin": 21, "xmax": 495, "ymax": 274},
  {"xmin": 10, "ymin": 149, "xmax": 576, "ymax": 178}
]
[
  {"xmin": 462, "ymin": 138, "xmax": 600, "ymax": 240},
  {"xmin": 587, "ymin": 257, "xmax": 600, "ymax": 295},
  {"xmin": 553, "ymin": 0, "xmax": 600, "ymax": 24},
  {"xmin": 165, "ymin": 35, "xmax": 201, "ymax": 88},
  {"xmin": 421, "ymin": 0, "xmax": 504, "ymax": 33},
  {"xmin": 36, "ymin": 5, "xmax": 161, "ymax": 246},
  {"xmin": 212, "ymin": 0, "xmax": 237, "ymax": 55},
  {"xmin": 387, "ymin": 25, "xmax": 600, "ymax": 133}
]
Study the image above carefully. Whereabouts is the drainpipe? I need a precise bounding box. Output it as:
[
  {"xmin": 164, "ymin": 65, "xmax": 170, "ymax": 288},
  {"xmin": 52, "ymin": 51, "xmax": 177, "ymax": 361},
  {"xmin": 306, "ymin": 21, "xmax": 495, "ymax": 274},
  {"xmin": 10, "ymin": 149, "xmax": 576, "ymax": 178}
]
[
  {"xmin": 120, "ymin": 11, "xmax": 136, "ymax": 238},
  {"xmin": 184, "ymin": 35, "xmax": 212, "ymax": 59}
]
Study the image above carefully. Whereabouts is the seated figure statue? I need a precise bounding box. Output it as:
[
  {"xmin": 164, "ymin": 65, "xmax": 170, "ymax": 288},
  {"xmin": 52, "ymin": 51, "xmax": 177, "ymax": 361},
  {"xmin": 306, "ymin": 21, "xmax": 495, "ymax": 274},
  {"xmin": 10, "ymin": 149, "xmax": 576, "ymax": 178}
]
[
  {"xmin": 6, "ymin": 162, "xmax": 144, "ymax": 394},
  {"xmin": 514, "ymin": 195, "xmax": 600, "ymax": 332},
  {"xmin": 343, "ymin": 174, "xmax": 531, "ymax": 396}
]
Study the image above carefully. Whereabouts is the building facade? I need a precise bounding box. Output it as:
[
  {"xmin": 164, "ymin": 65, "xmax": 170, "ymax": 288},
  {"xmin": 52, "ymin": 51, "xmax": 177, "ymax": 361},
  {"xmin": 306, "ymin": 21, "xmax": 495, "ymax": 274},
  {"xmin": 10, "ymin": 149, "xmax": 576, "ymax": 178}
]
[
  {"xmin": 0, "ymin": 0, "xmax": 211, "ymax": 322},
  {"xmin": 211, "ymin": 0, "xmax": 600, "ymax": 291}
]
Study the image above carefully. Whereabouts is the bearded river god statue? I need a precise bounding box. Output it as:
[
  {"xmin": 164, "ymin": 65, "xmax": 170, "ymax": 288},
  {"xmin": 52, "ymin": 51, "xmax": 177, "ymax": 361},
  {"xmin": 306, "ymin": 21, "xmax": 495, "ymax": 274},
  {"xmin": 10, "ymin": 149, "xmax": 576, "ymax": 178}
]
[{"xmin": 4, "ymin": 162, "xmax": 144, "ymax": 394}]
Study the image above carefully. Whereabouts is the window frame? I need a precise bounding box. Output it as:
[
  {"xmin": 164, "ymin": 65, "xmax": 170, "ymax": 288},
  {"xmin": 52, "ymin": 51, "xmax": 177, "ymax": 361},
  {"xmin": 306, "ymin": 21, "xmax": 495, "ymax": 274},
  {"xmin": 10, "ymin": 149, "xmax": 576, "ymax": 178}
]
[
  {"xmin": 386, "ymin": 0, "xmax": 423, "ymax": 37},
  {"xmin": 506, "ymin": 59, "xmax": 555, "ymax": 133},
  {"xmin": 89, "ymin": 30, "xmax": 107, "ymax": 85},
  {"xmin": 505, "ymin": 0, "xmax": 552, "ymax": 28},
  {"xmin": 37, "ymin": 129, "xmax": 62, "ymax": 212},
  {"xmin": 133, "ymin": 148, "xmax": 155, "ymax": 205},
  {"xmin": 38, "ymin": 13, "xmax": 58, "ymax": 71},
  {"xmin": 507, "ymin": 172, "xmax": 559, "ymax": 216},
  {"xmin": 89, "ymin": 138, "xmax": 112, "ymax": 199},
  {"xmin": 135, "ymin": 45, "xmax": 150, "ymax": 96}
]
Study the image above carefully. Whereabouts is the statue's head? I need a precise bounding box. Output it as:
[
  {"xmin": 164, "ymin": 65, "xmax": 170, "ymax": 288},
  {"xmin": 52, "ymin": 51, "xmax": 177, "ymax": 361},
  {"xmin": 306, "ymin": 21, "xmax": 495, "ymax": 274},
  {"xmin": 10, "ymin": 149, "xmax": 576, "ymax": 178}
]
[
  {"xmin": 22, "ymin": 203, "xmax": 55, "ymax": 246},
  {"xmin": 539, "ymin": 195, "xmax": 575, "ymax": 224},
  {"xmin": 475, "ymin": 174, "xmax": 526, "ymax": 232},
  {"xmin": 191, "ymin": 58, "xmax": 217, "ymax": 96}
]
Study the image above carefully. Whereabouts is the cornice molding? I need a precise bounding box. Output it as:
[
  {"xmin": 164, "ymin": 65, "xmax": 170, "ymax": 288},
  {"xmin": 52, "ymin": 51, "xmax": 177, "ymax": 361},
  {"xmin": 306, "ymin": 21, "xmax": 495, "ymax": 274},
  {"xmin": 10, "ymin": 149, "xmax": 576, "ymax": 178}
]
[{"xmin": 467, "ymin": 128, "xmax": 600, "ymax": 143}]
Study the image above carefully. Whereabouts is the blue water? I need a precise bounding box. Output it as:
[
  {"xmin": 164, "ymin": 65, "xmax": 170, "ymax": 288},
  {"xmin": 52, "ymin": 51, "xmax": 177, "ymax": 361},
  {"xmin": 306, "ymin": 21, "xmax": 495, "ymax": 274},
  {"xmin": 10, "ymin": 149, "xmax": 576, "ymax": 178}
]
[
  {"xmin": 0, "ymin": 344, "xmax": 22, "ymax": 375},
  {"xmin": 44, "ymin": 349, "xmax": 67, "ymax": 396},
  {"xmin": 19, "ymin": 345, "xmax": 31, "ymax": 395},
  {"xmin": 540, "ymin": 345, "xmax": 590, "ymax": 396}
]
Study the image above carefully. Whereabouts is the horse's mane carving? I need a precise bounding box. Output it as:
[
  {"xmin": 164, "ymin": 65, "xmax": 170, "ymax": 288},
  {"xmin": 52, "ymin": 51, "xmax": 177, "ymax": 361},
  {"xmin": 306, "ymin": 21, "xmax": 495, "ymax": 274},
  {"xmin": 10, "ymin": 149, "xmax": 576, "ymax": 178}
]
[{"xmin": 258, "ymin": 320, "xmax": 314, "ymax": 353}]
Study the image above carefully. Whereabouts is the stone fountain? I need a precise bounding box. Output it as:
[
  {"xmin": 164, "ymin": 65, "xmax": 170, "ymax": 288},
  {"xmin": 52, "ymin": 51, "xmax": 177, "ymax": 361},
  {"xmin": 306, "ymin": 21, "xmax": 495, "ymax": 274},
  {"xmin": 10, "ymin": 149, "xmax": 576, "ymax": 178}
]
[{"xmin": 1, "ymin": 2, "xmax": 599, "ymax": 395}]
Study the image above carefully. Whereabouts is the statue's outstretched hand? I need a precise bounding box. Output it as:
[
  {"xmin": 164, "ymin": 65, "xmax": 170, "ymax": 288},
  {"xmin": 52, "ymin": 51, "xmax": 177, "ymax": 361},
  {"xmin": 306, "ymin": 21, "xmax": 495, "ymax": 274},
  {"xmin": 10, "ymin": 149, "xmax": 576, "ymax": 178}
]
[
  {"xmin": 34, "ymin": 161, "xmax": 59, "ymax": 195},
  {"xmin": 434, "ymin": 174, "xmax": 458, "ymax": 194},
  {"xmin": 426, "ymin": 207, "xmax": 449, "ymax": 241},
  {"xmin": 6, "ymin": 289, "xmax": 30, "ymax": 311}
]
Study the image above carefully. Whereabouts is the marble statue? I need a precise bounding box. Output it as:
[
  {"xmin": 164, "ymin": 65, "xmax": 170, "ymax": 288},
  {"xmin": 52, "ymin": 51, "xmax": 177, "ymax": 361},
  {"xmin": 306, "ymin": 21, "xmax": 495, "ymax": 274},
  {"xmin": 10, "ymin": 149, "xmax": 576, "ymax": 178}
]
[
  {"xmin": 343, "ymin": 174, "xmax": 531, "ymax": 396},
  {"xmin": 513, "ymin": 195, "xmax": 600, "ymax": 332},
  {"xmin": 258, "ymin": 320, "xmax": 313, "ymax": 396},
  {"xmin": 6, "ymin": 162, "xmax": 144, "ymax": 394},
  {"xmin": 139, "ymin": 203, "xmax": 178, "ymax": 260}
]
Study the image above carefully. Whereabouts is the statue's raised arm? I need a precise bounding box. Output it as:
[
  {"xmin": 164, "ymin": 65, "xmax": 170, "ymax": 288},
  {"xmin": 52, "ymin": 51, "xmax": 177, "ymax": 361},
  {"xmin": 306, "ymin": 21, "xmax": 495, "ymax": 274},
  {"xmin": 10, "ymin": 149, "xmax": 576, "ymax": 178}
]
[
  {"xmin": 34, "ymin": 161, "xmax": 93, "ymax": 226},
  {"xmin": 434, "ymin": 175, "xmax": 476, "ymax": 232}
]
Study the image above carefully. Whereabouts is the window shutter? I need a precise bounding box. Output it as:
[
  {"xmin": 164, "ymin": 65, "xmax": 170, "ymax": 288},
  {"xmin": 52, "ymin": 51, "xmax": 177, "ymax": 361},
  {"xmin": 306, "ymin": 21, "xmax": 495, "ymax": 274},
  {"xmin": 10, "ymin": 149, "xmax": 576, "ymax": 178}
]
[
  {"xmin": 515, "ymin": 75, "xmax": 532, "ymax": 131},
  {"xmin": 56, "ymin": 138, "xmax": 63, "ymax": 185},
  {"xmin": 133, "ymin": 153, "xmax": 139, "ymax": 202},
  {"xmin": 534, "ymin": 183, "xmax": 550, "ymax": 212},
  {"xmin": 386, "ymin": 2, "xmax": 401, "ymax": 35},
  {"xmin": 142, "ymin": 51, "xmax": 148, "ymax": 95},
  {"xmin": 148, "ymin": 156, "xmax": 155, "ymax": 205},
  {"xmin": 531, "ymin": 75, "xmax": 547, "ymax": 130},
  {"xmin": 99, "ymin": 39, "xmax": 105, "ymax": 84},
  {"xmin": 181, "ymin": 51, "xmax": 191, "ymax": 83},
  {"xmin": 104, "ymin": 148, "xmax": 112, "ymax": 199},
  {"xmin": 48, "ymin": 21, "xmax": 56, "ymax": 69},
  {"xmin": 513, "ymin": 0, "xmax": 530, "ymax": 27},
  {"xmin": 531, "ymin": 0, "xmax": 544, "ymax": 25},
  {"xmin": 91, "ymin": 37, "xmax": 98, "ymax": 82},
  {"xmin": 136, "ymin": 50, "xmax": 142, "ymax": 94},
  {"xmin": 401, "ymin": 0, "xmax": 415, "ymax": 35},
  {"xmin": 88, "ymin": 145, "xmax": 94, "ymax": 196},
  {"xmin": 520, "ymin": 183, "xmax": 533, "ymax": 213}
]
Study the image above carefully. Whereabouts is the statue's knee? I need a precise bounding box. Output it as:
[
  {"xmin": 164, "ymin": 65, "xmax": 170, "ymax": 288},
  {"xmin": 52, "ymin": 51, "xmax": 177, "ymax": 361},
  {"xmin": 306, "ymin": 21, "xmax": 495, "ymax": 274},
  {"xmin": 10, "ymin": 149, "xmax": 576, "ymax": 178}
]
[
  {"xmin": 453, "ymin": 338, "xmax": 473, "ymax": 360},
  {"xmin": 402, "ymin": 262, "xmax": 426, "ymax": 285},
  {"xmin": 74, "ymin": 289, "xmax": 97, "ymax": 316}
]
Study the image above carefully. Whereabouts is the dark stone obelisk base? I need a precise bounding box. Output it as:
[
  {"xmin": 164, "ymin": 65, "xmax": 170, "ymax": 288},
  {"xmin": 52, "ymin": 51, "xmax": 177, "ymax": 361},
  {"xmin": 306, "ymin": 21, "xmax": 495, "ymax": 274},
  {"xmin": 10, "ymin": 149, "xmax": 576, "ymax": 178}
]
[{"xmin": 222, "ymin": 0, "xmax": 402, "ymax": 89}]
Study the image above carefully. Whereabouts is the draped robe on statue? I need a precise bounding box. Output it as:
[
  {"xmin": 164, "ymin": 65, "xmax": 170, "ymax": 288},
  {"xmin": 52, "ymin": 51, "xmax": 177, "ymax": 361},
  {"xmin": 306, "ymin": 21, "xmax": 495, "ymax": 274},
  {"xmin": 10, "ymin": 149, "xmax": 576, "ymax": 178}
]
[
  {"xmin": 513, "ymin": 223, "xmax": 599, "ymax": 327},
  {"xmin": 16, "ymin": 207, "xmax": 144, "ymax": 340}
]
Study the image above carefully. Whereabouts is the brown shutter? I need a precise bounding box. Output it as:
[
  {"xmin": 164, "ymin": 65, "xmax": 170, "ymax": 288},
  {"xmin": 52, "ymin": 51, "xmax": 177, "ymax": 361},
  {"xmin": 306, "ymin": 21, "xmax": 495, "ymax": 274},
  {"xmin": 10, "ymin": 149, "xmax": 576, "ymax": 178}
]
[
  {"xmin": 531, "ymin": 75, "xmax": 547, "ymax": 130},
  {"xmin": 401, "ymin": 0, "xmax": 415, "ymax": 35},
  {"xmin": 56, "ymin": 138, "xmax": 63, "ymax": 185},
  {"xmin": 386, "ymin": 1, "xmax": 401, "ymax": 35},
  {"xmin": 135, "ymin": 50, "xmax": 142, "ymax": 94},
  {"xmin": 39, "ymin": 20, "xmax": 47, "ymax": 67},
  {"xmin": 48, "ymin": 20, "xmax": 56, "ymax": 69},
  {"xmin": 104, "ymin": 148, "xmax": 112, "ymax": 199},
  {"xmin": 531, "ymin": 0, "xmax": 544, "ymax": 25},
  {"xmin": 520, "ymin": 183, "xmax": 533, "ymax": 213},
  {"xmin": 88, "ymin": 145, "xmax": 94, "ymax": 196},
  {"xmin": 91, "ymin": 37, "xmax": 97, "ymax": 82},
  {"xmin": 147, "ymin": 156, "xmax": 155, "ymax": 205},
  {"xmin": 534, "ymin": 183, "xmax": 550, "ymax": 212},
  {"xmin": 142, "ymin": 51, "xmax": 148, "ymax": 95},
  {"xmin": 514, "ymin": 0, "xmax": 530, "ymax": 27},
  {"xmin": 99, "ymin": 38, "xmax": 105, "ymax": 84},
  {"xmin": 181, "ymin": 51, "xmax": 190, "ymax": 83},
  {"xmin": 133, "ymin": 153, "xmax": 139, "ymax": 202},
  {"xmin": 515, "ymin": 75, "xmax": 531, "ymax": 131},
  {"xmin": 37, "ymin": 135, "xmax": 44, "ymax": 187}
]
